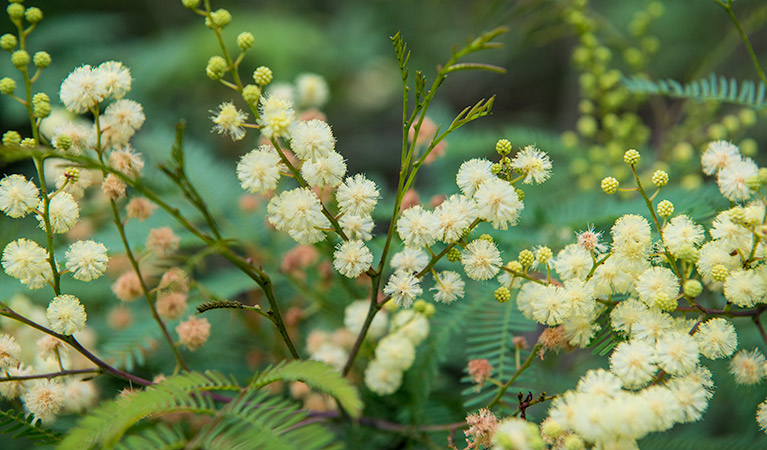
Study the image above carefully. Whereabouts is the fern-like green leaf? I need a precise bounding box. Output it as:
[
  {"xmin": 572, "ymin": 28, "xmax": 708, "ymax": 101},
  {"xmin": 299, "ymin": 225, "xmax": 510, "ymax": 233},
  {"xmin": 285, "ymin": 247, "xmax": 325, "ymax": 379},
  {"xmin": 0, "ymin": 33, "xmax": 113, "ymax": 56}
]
[
  {"xmin": 250, "ymin": 360, "xmax": 362, "ymax": 418},
  {"xmin": 463, "ymin": 297, "xmax": 536, "ymax": 412},
  {"xmin": 194, "ymin": 388, "xmax": 339, "ymax": 450},
  {"xmin": 0, "ymin": 409, "xmax": 63, "ymax": 446},
  {"xmin": 113, "ymin": 424, "xmax": 187, "ymax": 450},
  {"xmin": 59, "ymin": 370, "xmax": 240, "ymax": 449},
  {"xmin": 623, "ymin": 73, "xmax": 767, "ymax": 109}
]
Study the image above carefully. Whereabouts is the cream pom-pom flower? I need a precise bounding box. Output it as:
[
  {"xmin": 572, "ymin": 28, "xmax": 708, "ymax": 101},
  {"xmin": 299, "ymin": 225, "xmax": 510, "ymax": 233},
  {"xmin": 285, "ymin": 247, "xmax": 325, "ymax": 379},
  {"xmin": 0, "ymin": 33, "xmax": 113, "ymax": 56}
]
[
  {"xmin": 66, "ymin": 240, "xmax": 108, "ymax": 282},
  {"xmin": 396, "ymin": 205, "xmax": 439, "ymax": 249},
  {"xmin": 456, "ymin": 158, "xmax": 494, "ymax": 197},
  {"xmin": 364, "ymin": 359, "xmax": 403, "ymax": 395},
  {"xmin": 37, "ymin": 192, "xmax": 79, "ymax": 234},
  {"xmin": 0, "ymin": 174, "xmax": 39, "ymax": 218},
  {"xmin": 290, "ymin": 119, "xmax": 334, "ymax": 160},
  {"xmin": 332, "ymin": 240, "xmax": 373, "ymax": 278},
  {"xmin": 430, "ymin": 271, "xmax": 465, "ymax": 304},
  {"xmin": 461, "ymin": 239, "xmax": 502, "ymax": 281},
  {"xmin": 300, "ymin": 151, "xmax": 346, "ymax": 187},
  {"xmin": 694, "ymin": 317, "xmax": 738, "ymax": 359},
  {"xmin": 383, "ymin": 271, "xmax": 422, "ymax": 308},
  {"xmin": 237, "ymin": 145, "xmax": 284, "ymax": 194},
  {"xmin": 336, "ymin": 174, "xmax": 380, "ymax": 216},
  {"xmin": 46, "ymin": 295, "xmax": 87, "ymax": 335},
  {"xmin": 258, "ymin": 95, "xmax": 295, "ymax": 139},
  {"xmin": 473, "ymin": 177, "xmax": 524, "ymax": 230},
  {"xmin": 510, "ymin": 145, "xmax": 552, "ymax": 184}
]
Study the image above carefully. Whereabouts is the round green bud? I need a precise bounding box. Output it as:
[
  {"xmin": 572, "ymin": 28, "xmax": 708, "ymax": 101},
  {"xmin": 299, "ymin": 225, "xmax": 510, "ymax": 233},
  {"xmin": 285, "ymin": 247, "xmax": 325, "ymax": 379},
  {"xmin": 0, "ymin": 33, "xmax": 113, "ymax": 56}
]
[
  {"xmin": 182, "ymin": 0, "xmax": 200, "ymax": 8},
  {"xmin": 672, "ymin": 141, "xmax": 693, "ymax": 163},
  {"xmin": 490, "ymin": 163, "xmax": 502, "ymax": 175},
  {"xmin": 506, "ymin": 261, "xmax": 522, "ymax": 273},
  {"xmin": 563, "ymin": 435, "xmax": 586, "ymax": 450},
  {"xmin": 518, "ymin": 249, "xmax": 535, "ymax": 268},
  {"xmin": 641, "ymin": 36, "xmax": 660, "ymax": 54},
  {"xmin": 675, "ymin": 245, "xmax": 699, "ymax": 263},
  {"xmin": 540, "ymin": 418, "xmax": 565, "ymax": 440},
  {"xmin": 24, "ymin": 6, "xmax": 42, "ymax": 23},
  {"xmin": 561, "ymin": 131, "xmax": 578, "ymax": 148},
  {"xmin": 236, "ymin": 31, "xmax": 254, "ymax": 51},
  {"xmin": 446, "ymin": 247, "xmax": 461, "ymax": 262},
  {"xmin": 623, "ymin": 149, "xmax": 640, "ymax": 165},
  {"xmin": 209, "ymin": 9, "xmax": 232, "ymax": 27},
  {"xmin": 707, "ymin": 123, "xmax": 727, "ymax": 140},
  {"xmin": 422, "ymin": 303, "xmax": 435, "ymax": 318},
  {"xmin": 479, "ymin": 234, "xmax": 493, "ymax": 243},
  {"xmin": 515, "ymin": 188, "xmax": 525, "ymax": 201},
  {"xmin": 601, "ymin": 177, "xmax": 619, "ymax": 194},
  {"xmin": 33, "ymin": 51, "xmax": 50, "ymax": 68},
  {"xmin": 241, "ymin": 84, "xmax": 260, "ymax": 104},
  {"xmin": 651, "ymin": 169, "xmax": 668, "ymax": 187},
  {"xmin": 64, "ymin": 167, "xmax": 80, "ymax": 183},
  {"xmin": 20, "ymin": 137, "xmax": 36, "ymax": 148},
  {"xmin": 739, "ymin": 108, "xmax": 757, "ymax": 127},
  {"xmin": 729, "ymin": 206, "xmax": 746, "ymax": 224},
  {"xmin": 711, "ymin": 264, "xmax": 728, "ymax": 282},
  {"xmin": 576, "ymin": 115, "xmax": 597, "ymax": 138},
  {"xmin": 32, "ymin": 92, "xmax": 49, "ymax": 104},
  {"xmin": 536, "ymin": 246, "xmax": 553, "ymax": 264},
  {"xmin": 594, "ymin": 46, "xmax": 612, "ymax": 63},
  {"xmin": 10, "ymin": 49, "xmax": 29, "ymax": 68},
  {"xmin": 654, "ymin": 293, "xmax": 677, "ymax": 312},
  {"xmin": 722, "ymin": 114, "xmax": 740, "ymax": 133},
  {"xmin": 2, "ymin": 130, "xmax": 22, "ymax": 146},
  {"xmin": 746, "ymin": 176, "xmax": 762, "ymax": 192},
  {"xmin": 758, "ymin": 167, "xmax": 767, "ymax": 184},
  {"xmin": 383, "ymin": 299, "xmax": 398, "ymax": 312},
  {"xmin": 578, "ymin": 99, "xmax": 594, "ymax": 115},
  {"xmin": 0, "ymin": 33, "xmax": 17, "ymax": 51},
  {"xmin": 33, "ymin": 100, "xmax": 50, "ymax": 118},
  {"xmin": 0, "ymin": 77, "xmax": 15, "ymax": 95},
  {"xmin": 656, "ymin": 199, "xmax": 674, "ymax": 217},
  {"xmin": 741, "ymin": 138, "xmax": 758, "ymax": 157},
  {"xmin": 683, "ymin": 279, "xmax": 703, "ymax": 298},
  {"xmin": 571, "ymin": 46, "xmax": 590, "ymax": 67},
  {"xmin": 499, "ymin": 156, "xmax": 511, "ymax": 166},
  {"xmin": 7, "ymin": 3, "xmax": 24, "ymax": 21},
  {"xmin": 496, "ymin": 138, "xmax": 512, "ymax": 156},
  {"xmin": 253, "ymin": 66, "xmax": 273, "ymax": 86},
  {"xmin": 494, "ymin": 286, "xmax": 511, "ymax": 303},
  {"xmin": 206, "ymin": 55, "xmax": 227, "ymax": 80},
  {"xmin": 413, "ymin": 299, "xmax": 428, "ymax": 313},
  {"xmin": 54, "ymin": 134, "xmax": 73, "ymax": 151},
  {"xmin": 623, "ymin": 47, "xmax": 644, "ymax": 68}
]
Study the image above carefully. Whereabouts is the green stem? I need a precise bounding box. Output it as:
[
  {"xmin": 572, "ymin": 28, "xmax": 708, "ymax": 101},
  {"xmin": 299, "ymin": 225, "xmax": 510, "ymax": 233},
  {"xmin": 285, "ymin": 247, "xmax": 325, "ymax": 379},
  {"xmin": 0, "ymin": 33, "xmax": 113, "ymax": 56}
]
[
  {"xmin": 487, "ymin": 343, "xmax": 542, "ymax": 409},
  {"xmin": 716, "ymin": 0, "xmax": 767, "ymax": 86}
]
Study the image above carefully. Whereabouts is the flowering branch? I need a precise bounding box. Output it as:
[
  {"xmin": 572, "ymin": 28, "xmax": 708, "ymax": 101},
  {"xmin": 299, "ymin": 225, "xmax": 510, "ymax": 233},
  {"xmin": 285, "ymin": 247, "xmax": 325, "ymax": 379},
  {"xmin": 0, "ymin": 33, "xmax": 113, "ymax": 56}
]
[{"xmin": 0, "ymin": 368, "xmax": 101, "ymax": 383}]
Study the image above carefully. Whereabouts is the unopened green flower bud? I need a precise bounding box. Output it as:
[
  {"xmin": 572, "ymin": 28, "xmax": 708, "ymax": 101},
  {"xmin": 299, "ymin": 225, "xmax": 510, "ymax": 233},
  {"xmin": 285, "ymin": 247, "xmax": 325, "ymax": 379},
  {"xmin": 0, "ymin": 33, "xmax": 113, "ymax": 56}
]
[
  {"xmin": 2, "ymin": 130, "xmax": 22, "ymax": 146},
  {"xmin": 623, "ymin": 149, "xmax": 640, "ymax": 165},
  {"xmin": 657, "ymin": 199, "xmax": 673, "ymax": 217},
  {"xmin": 576, "ymin": 115, "xmax": 597, "ymax": 137},
  {"xmin": 54, "ymin": 134, "xmax": 73, "ymax": 151},
  {"xmin": 515, "ymin": 188, "xmax": 525, "ymax": 201},
  {"xmin": 20, "ymin": 137, "xmax": 36, "ymax": 148},
  {"xmin": 496, "ymin": 138, "xmax": 512, "ymax": 156},
  {"xmin": 383, "ymin": 299, "xmax": 398, "ymax": 312},
  {"xmin": 237, "ymin": 32, "xmax": 254, "ymax": 51},
  {"xmin": 711, "ymin": 264, "xmax": 728, "ymax": 282},
  {"xmin": 206, "ymin": 55, "xmax": 227, "ymax": 80},
  {"xmin": 739, "ymin": 108, "xmax": 757, "ymax": 127},
  {"xmin": 479, "ymin": 234, "xmax": 493, "ymax": 243},
  {"xmin": 7, "ymin": 3, "xmax": 24, "ymax": 21},
  {"xmin": 490, "ymin": 163, "xmax": 502, "ymax": 175},
  {"xmin": 24, "ymin": 6, "xmax": 42, "ymax": 24},
  {"xmin": 675, "ymin": 245, "xmax": 699, "ymax": 263},
  {"xmin": 446, "ymin": 247, "xmax": 461, "ymax": 262},
  {"xmin": 32, "ymin": 92, "xmax": 49, "ymax": 104},
  {"xmin": 518, "ymin": 249, "xmax": 535, "ymax": 267},
  {"xmin": 683, "ymin": 279, "xmax": 703, "ymax": 298},
  {"xmin": 536, "ymin": 246, "xmax": 553, "ymax": 264},
  {"xmin": 741, "ymin": 138, "xmax": 758, "ymax": 157},
  {"xmin": 540, "ymin": 418, "xmax": 565, "ymax": 440},
  {"xmin": 746, "ymin": 176, "xmax": 762, "ymax": 191},
  {"xmin": 654, "ymin": 292, "xmax": 676, "ymax": 312},
  {"xmin": 33, "ymin": 51, "xmax": 50, "ymax": 68},
  {"xmin": 0, "ymin": 77, "xmax": 15, "ymax": 95},
  {"xmin": 253, "ymin": 66, "xmax": 273, "ymax": 85},
  {"xmin": 64, "ymin": 167, "xmax": 80, "ymax": 183},
  {"xmin": 729, "ymin": 206, "xmax": 746, "ymax": 224},
  {"xmin": 506, "ymin": 261, "xmax": 522, "ymax": 273},
  {"xmin": 0, "ymin": 33, "xmax": 17, "ymax": 51},
  {"xmin": 651, "ymin": 169, "xmax": 668, "ymax": 187},
  {"xmin": 182, "ymin": 0, "xmax": 200, "ymax": 8},
  {"xmin": 11, "ymin": 49, "xmax": 29, "ymax": 68},
  {"xmin": 707, "ymin": 123, "xmax": 727, "ymax": 140},
  {"xmin": 33, "ymin": 99, "xmax": 50, "ymax": 118},
  {"xmin": 421, "ymin": 303, "xmax": 435, "ymax": 318},
  {"xmin": 241, "ymin": 84, "xmax": 260, "ymax": 104},
  {"xmin": 722, "ymin": 114, "xmax": 740, "ymax": 133},
  {"xmin": 601, "ymin": 177, "xmax": 619, "ymax": 194},
  {"xmin": 758, "ymin": 168, "xmax": 767, "ymax": 184},
  {"xmin": 563, "ymin": 434, "xmax": 585, "ymax": 450},
  {"xmin": 209, "ymin": 9, "xmax": 231, "ymax": 27},
  {"xmin": 413, "ymin": 299, "xmax": 428, "ymax": 313},
  {"xmin": 494, "ymin": 286, "xmax": 511, "ymax": 303}
]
